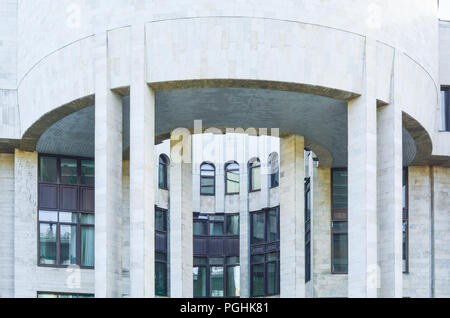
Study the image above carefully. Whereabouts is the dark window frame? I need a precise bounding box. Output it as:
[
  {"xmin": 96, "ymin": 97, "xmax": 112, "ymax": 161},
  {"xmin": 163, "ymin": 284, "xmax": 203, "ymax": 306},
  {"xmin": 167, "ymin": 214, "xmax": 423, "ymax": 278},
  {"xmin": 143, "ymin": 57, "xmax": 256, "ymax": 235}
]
[
  {"xmin": 305, "ymin": 177, "xmax": 311, "ymax": 283},
  {"xmin": 250, "ymin": 207, "xmax": 280, "ymax": 297},
  {"xmin": 225, "ymin": 161, "xmax": 240, "ymax": 195},
  {"xmin": 248, "ymin": 158, "xmax": 262, "ymax": 193},
  {"xmin": 200, "ymin": 162, "xmax": 216, "ymax": 196},
  {"xmin": 37, "ymin": 292, "xmax": 94, "ymax": 298},
  {"xmin": 38, "ymin": 154, "xmax": 95, "ymax": 270},
  {"xmin": 193, "ymin": 213, "xmax": 240, "ymax": 298},
  {"xmin": 158, "ymin": 155, "xmax": 169, "ymax": 190},
  {"xmin": 403, "ymin": 167, "xmax": 409, "ymax": 274},
  {"xmin": 155, "ymin": 207, "xmax": 169, "ymax": 296},
  {"xmin": 331, "ymin": 168, "xmax": 348, "ymax": 275},
  {"xmin": 441, "ymin": 86, "xmax": 450, "ymax": 131}
]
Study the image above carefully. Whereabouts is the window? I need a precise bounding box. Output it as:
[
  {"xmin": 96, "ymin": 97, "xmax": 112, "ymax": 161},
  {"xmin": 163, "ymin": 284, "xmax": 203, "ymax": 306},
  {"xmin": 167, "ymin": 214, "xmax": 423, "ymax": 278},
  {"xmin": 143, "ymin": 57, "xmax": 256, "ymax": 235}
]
[
  {"xmin": 38, "ymin": 155, "xmax": 95, "ymax": 268},
  {"xmin": 37, "ymin": 292, "xmax": 94, "ymax": 298},
  {"xmin": 403, "ymin": 168, "xmax": 409, "ymax": 274},
  {"xmin": 268, "ymin": 153, "xmax": 279, "ymax": 188},
  {"xmin": 441, "ymin": 86, "xmax": 450, "ymax": 131},
  {"xmin": 248, "ymin": 158, "xmax": 261, "ymax": 192},
  {"xmin": 200, "ymin": 163, "xmax": 215, "ymax": 195},
  {"xmin": 193, "ymin": 214, "xmax": 240, "ymax": 298},
  {"xmin": 159, "ymin": 155, "xmax": 169, "ymax": 190},
  {"xmin": 250, "ymin": 207, "xmax": 280, "ymax": 297},
  {"xmin": 225, "ymin": 162, "xmax": 240, "ymax": 195},
  {"xmin": 155, "ymin": 207, "xmax": 169, "ymax": 296},
  {"xmin": 305, "ymin": 178, "xmax": 311, "ymax": 283},
  {"xmin": 331, "ymin": 169, "xmax": 348, "ymax": 274}
]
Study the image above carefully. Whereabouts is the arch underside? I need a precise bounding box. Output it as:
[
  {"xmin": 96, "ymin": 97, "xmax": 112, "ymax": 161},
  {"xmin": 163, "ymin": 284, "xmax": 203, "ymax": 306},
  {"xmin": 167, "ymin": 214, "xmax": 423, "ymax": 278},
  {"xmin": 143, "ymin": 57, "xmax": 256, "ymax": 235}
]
[{"xmin": 3, "ymin": 84, "xmax": 447, "ymax": 168}]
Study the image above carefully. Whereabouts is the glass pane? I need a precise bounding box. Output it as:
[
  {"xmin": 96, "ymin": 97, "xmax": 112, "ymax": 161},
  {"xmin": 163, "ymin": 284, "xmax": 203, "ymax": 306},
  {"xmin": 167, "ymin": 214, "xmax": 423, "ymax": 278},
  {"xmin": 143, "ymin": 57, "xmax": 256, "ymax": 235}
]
[
  {"xmin": 251, "ymin": 264, "xmax": 265, "ymax": 297},
  {"xmin": 226, "ymin": 266, "xmax": 240, "ymax": 297},
  {"xmin": 193, "ymin": 266, "xmax": 207, "ymax": 297},
  {"xmin": 40, "ymin": 157, "xmax": 58, "ymax": 183},
  {"xmin": 209, "ymin": 257, "xmax": 224, "ymax": 265},
  {"xmin": 209, "ymin": 216, "xmax": 224, "ymax": 222},
  {"xmin": 210, "ymin": 266, "xmax": 224, "ymax": 297},
  {"xmin": 332, "ymin": 233, "xmax": 348, "ymax": 273},
  {"xmin": 81, "ymin": 214, "xmax": 94, "ymax": 225},
  {"xmin": 332, "ymin": 170, "xmax": 348, "ymax": 209},
  {"xmin": 251, "ymin": 255, "xmax": 265, "ymax": 264},
  {"xmin": 201, "ymin": 164, "xmax": 215, "ymax": 176},
  {"xmin": 40, "ymin": 223, "xmax": 57, "ymax": 265},
  {"xmin": 270, "ymin": 172, "xmax": 279, "ymax": 188},
  {"xmin": 60, "ymin": 225, "xmax": 77, "ymax": 265},
  {"xmin": 81, "ymin": 226, "xmax": 95, "ymax": 267},
  {"xmin": 267, "ymin": 209, "xmax": 279, "ymax": 243},
  {"xmin": 80, "ymin": 160, "xmax": 94, "ymax": 185},
  {"xmin": 155, "ymin": 209, "xmax": 166, "ymax": 232},
  {"xmin": 194, "ymin": 257, "xmax": 207, "ymax": 266},
  {"xmin": 156, "ymin": 252, "xmax": 166, "ymax": 262},
  {"xmin": 251, "ymin": 166, "xmax": 261, "ymax": 191},
  {"xmin": 155, "ymin": 262, "xmax": 167, "ymax": 296},
  {"xmin": 59, "ymin": 212, "xmax": 77, "ymax": 223},
  {"xmin": 60, "ymin": 159, "xmax": 78, "ymax": 184},
  {"xmin": 159, "ymin": 164, "xmax": 167, "ymax": 189},
  {"xmin": 193, "ymin": 221, "xmax": 208, "ymax": 236},
  {"xmin": 39, "ymin": 211, "xmax": 58, "ymax": 222},
  {"xmin": 251, "ymin": 213, "xmax": 265, "ymax": 245},
  {"xmin": 268, "ymin": 252, "xmax": 279, "ymax": 261},
  {"xmin": 210, "ymin": 222, "xmax": 224, "ymax": 236},
  {"xmin": 226, "ymin": 170, "xmax": 240, "ymax": 194},
  {"xmin": 226, "ymin": 215, "xmax": 240, "ymax": 235},
  {"xmin": 226, "ymin": 256, "xmax": 240, "ymax": 265},
  {"xmin": 267, "ymin": 262, "xmax": 278, "ymax": 295},
  {"xmin": 332, "ymin": 221, "xmax": 348, "ymax": 233}
]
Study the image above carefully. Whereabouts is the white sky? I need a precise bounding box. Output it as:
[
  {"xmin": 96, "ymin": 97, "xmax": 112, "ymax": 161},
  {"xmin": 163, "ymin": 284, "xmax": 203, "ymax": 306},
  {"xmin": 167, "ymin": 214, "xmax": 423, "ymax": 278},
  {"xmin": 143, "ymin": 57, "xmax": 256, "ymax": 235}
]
[{"xmin": 440, "ymin": 0, "xmax": 450, "ymax": 20}]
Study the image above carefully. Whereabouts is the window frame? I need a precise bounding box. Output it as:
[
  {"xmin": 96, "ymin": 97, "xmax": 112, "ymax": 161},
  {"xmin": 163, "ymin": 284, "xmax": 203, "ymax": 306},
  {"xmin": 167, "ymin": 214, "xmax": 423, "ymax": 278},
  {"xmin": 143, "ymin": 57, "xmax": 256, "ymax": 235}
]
[
  {"xmin": 248, "ymin": 158, "xmax": 262, "ymax": 193},
  {"xmin": 403, "ymin": 167, "xmax": 409, "ymax": 274},
  {"xmin": 37, "ymin": 292, "xmax": 94, "ymax": 298},
  {"xmin": 37, "ymin": 154, "xmax": 95, "ymax": 270},
  {"xmin": 155, "ymin": 207, "xmax": 169, "ymax": 296},
  {"xmin": 305, "ymin": 177, "xmax": 311, "ymax": 283},
  {"xmin": 158, "ymin": 154, "xmax": 170, "ymax": 190},
  {"xmin": 225, "ymin": 161, "xmax": 240, "ymax": 195},
  {"xmin": 200, "ymin": 162, "xmax": 216, "ymax": 196},
  {"xmin": 193, "ymin": 213, "xmax": 240, "ymax": 298},
  {"xmin": 249, "ymin": 207, "xmax": 280, "ymax": 297},
  {"xmin": 330, "ymin": 168, "xmax": 348, "ymax": 275}
]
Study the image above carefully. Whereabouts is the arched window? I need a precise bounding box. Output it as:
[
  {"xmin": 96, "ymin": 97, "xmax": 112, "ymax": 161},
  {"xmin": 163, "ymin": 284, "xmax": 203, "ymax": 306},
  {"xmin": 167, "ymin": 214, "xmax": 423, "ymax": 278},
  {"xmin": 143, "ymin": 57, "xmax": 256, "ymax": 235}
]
[
  {"xmin": 248, "ymin": 158, "xmax": 261, "ymax": 192},
  {"xmin": 268, "ymin": 153, "xmax": 279, "ymax": 188},
  {"xmin": 159, "ymin": 155, "xmax": 169, "ymax": 189},
  {"xmin": 225, "ymin": 162, "xmax": 240, "ymax": 195},
  {"xmin": 200, "ymin": 162, "xmax": 215, "ymax": 195}
]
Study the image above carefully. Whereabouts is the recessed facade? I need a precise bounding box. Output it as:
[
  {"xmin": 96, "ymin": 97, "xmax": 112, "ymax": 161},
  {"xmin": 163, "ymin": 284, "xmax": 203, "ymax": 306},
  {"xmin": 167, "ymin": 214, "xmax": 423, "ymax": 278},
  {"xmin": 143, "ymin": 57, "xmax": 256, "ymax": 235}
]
[{"xmin": 0, "ymin": 0, "xmax": 449, "ymax": 298}]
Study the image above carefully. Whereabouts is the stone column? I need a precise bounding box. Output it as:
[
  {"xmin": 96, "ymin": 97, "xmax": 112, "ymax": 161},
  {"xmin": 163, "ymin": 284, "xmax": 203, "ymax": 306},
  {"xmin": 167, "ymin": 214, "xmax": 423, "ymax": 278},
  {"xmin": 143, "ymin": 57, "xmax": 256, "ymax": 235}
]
[
  {"xmin": 169, "ymin": 136, "xmax": 193, "ymax": 298},
  {"xmin": 0, "ymin": 154, "xmax": 14, "ymax": 298},
  {"xmin": 280, "ymin": 134, "xmax": 305, "ymax": 298},
  {"xmin": 129, "ymin": 24, "xmax": 155, "ymax": 298},
  {"xmin": 347, "ymin": 38, "xmax": 378, "ymax": 298},
  {"xmin": 239, "ymin": 162, "xmax": 250, "ymax": 298},
  {"xmin": 14, "ymin": 150, "xmax": 38, "ymax": 298},
  {"xmin": 376, "ymin": 51, "xmax": 403, "ymax": 298},
  {"xmin": 94, "ymin": 31, "xmax": 123, "ymax": 298}
]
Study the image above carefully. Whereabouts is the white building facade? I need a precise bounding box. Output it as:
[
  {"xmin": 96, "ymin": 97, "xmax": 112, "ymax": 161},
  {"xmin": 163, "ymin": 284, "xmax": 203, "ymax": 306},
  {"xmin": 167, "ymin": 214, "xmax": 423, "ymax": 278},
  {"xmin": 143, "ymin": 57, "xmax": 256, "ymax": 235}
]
[{"xmin": 0, "ymin": 0, "xmax": 449, "ymax": 298}]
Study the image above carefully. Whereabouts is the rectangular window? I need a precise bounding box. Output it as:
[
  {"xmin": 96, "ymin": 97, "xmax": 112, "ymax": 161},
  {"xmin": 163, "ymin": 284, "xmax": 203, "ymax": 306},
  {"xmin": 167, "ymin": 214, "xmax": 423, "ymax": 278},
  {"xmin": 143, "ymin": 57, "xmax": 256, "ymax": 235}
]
[
  {"xmin": 155, "ymin": 208, "xmax": 169, "ymax": 296},
  {"xmin": 226, "ymin": 167, "xmax": 240, "ymax": 194},
  {"xmin": 305, "ymin": 178, "xmax": 311, "ymax": 283},
  {"xmin": 250, "ymin": 207, "xmax": 280, "ymax": 297},
  {"xmin": 193, "ymin": 214, "xmax": 240, "ymax": 298},
  {"xmin": 38, "ymin": 155, "xmax": 95, "ymax": 268},
  {"xmin": 441, "ymin": 86, "xmax": 450, "ymax": 131},
  {"xmin": 251, "ymin": 166, "xmax": 261, "ymax": 191},
  {"xmin": 403, "ymin": 168, "xmax": 409, "ymax": 273},
  {"xmin": 331, "ymin": 169, "xmax": 348, "ymax": 274}
]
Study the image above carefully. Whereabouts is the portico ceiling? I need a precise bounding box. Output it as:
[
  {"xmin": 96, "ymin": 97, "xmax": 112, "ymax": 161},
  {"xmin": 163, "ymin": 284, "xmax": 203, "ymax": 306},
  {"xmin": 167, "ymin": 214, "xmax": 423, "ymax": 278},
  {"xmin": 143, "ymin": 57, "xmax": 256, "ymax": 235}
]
[{"xmin": 36, "ymin": 88, "xmax": 416, "ymax": 167}]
